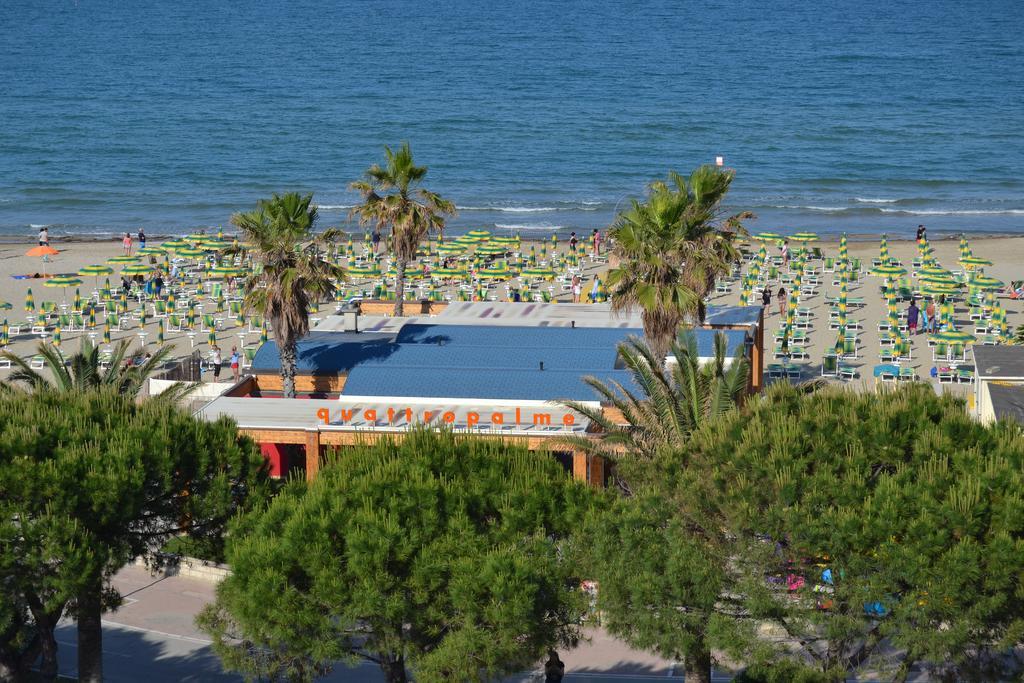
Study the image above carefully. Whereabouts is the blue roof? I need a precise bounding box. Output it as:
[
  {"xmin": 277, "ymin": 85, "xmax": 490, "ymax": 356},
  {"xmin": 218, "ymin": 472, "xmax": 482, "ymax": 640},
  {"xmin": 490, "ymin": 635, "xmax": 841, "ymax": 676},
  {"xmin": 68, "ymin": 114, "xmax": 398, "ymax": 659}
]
[{"xmin": 255, "ymin": 324, "xmax": 748, "ymax": 401}]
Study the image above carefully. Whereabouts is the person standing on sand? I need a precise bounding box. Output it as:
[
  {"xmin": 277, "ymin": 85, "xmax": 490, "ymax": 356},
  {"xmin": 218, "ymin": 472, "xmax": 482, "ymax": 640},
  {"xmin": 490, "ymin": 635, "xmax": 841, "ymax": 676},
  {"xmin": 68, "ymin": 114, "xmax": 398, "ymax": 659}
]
[
  {"xmin": 592, "ymin": 229, "xmax": 601, "ymax": 256},
  {"xmin": 926, "ymin": 299, "xmax": 937, "ymax": 333},
  {"xmin": 761, "ymin": 286, "xmax": 772, "ymax": 313},
  {"xmin": 38, "ymin": 227, "xmax": 49, "ymax": 246},
  {"xmin": 138, "ymin": 228, "xmax": 146, "ymax": 249},
  {"xmin": 907, "ymin": 299, "xmax": 920, "ymax": 335},
  {"xmin": 230, "ymin": 346, "xmax": 240, "ymax": 382},
  {"xmin": 777, "ymin": 286, "xmax": 786, "ymax": 317},
  {"xmin": 916, "ymin": 224, "xmax": 926, "ymax": 241},
  {"xmin": 211, "ymin": 345, "xmax": 222, "ymax": 381},
  {"xmin": 122, "ymin": 232, "xmax": 133, "ymax": 255},
  {"xmin": 571, "ymin": 275, "xmax": 582, "ymax": 303}
]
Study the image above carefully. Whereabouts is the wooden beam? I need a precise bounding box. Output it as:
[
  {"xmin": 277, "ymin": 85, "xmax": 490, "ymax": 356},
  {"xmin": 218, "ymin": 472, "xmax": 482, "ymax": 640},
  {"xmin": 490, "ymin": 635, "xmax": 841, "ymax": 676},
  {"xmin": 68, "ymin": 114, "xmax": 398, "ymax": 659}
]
[{"xmin": 304, "ymin": 430, "xmax": 321, "ymax": 481}]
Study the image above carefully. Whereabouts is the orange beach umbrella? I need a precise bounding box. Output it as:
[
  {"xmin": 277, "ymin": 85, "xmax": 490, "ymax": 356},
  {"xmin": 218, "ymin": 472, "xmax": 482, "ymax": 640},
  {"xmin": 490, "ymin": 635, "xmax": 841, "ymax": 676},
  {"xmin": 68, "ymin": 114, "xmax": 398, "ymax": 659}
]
[{"xmin": 26, "ymin": 245, "xmax": 59, "ymax": 276}]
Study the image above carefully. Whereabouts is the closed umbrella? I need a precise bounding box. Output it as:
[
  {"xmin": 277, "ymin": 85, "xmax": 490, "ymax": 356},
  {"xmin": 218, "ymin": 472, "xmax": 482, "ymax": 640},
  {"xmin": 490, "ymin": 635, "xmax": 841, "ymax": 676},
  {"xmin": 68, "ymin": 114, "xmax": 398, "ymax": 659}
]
[
  {"xmin": 25, "ymin": 288, "xmax": 34, "ymax": 313},
  {"xmin": 88, "ymin": 307, "xmax": 96, "ymax": 329},
  {"xmin": 103, "ymin": 322, "xmax": 111, "ymax": 345},
  {"xmin": 208, "ymin": 329, "xmax": 217, "ymax": 347},
  {"xmin": 260, "ymin": 323, "xmax": 268, "ymax": 345},
  {"xmin": 157, "ymin": 319, "xmax": 165, "ymax": 345},
  {"xmin": 1, "ymin": 319, "xmax": 8, "ymax": 347},
  {"xmin": 73, "ymin": 288, "xmax": 82, "ymax": 312},
  {"xmin": 52, "ymin": 325, "xmax": 61, "ymax": 348}
]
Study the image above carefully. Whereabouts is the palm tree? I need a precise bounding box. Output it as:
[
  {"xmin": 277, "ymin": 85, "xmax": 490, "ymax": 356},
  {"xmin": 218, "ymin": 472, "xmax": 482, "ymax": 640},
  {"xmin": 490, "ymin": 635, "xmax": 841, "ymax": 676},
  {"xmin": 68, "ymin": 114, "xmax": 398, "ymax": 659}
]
[
  {"xmin": 232, "ymin": 192, "xmax": 344, "ymax": 399},
  {"xmin": 350, "ymin": 143, "xmax": 456, "ymax": 317},
  {"xmin": 563, "ymin": 330, "xmax": 749, "ymax": 466},
  {"xmin": 607, "ymin": 165, "xmax": 747, "ymax": 363},
  {"xmin": 1, "ymin": 337, "xmax": 178, "ymax": 397}
]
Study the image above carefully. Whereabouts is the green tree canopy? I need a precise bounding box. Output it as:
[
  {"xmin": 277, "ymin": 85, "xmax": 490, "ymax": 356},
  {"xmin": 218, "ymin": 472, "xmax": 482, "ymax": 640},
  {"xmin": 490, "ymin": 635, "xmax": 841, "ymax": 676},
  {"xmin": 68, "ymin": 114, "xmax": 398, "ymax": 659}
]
[
  {"xmin": 350, "ymin": 142, "xmax": 456, "ymax": 317},
  {"xmin": 199, "ymin": 429, "xmax": 594, "ymax": 683},
  {"xmin": 232, "ymin": 191, "xmax": 344, "ymax": 398},
  {"xmin": 595, "ymin": 384, "xmax": 1024, "ymax": 682},
  {"xmin": 0, "ymin": 389, "xmax": 268, "ymax": 682}
]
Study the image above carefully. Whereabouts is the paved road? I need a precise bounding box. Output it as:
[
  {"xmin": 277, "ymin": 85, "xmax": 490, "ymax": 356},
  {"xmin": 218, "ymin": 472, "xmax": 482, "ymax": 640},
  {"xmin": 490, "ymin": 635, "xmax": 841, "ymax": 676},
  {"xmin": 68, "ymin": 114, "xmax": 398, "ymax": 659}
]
[{"xmin": 51, "ymin": 565, "xmax": 740, "ymax": 681}]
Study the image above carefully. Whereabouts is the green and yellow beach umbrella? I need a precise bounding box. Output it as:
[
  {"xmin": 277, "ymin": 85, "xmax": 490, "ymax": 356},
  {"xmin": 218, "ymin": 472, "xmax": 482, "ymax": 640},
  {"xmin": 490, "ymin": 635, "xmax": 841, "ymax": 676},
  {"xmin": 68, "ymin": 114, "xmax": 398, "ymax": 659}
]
[
  {"xmin": 138, "ymin": 246, "xmax": 166, "ymax": 257},
  {"xmin": 0, "ymin": 302, "xmax": 11, "ymax": 312},
  {"xmin": 157, "ymin": 319, "xmax": 165, "ymax": 345},
  {"xmin": 436, "ymin": 243, "xmax": 466, "ymax": 255},
  {"xmin": 88, "ymin": 307, "xmax": 96, "ymax": 329},
  {"xmin": 492, "ymin": 235, "xmax": 519, "ymax": 246},
  {"xmin": 100, "ymin": 322, "xmax": 110, "ymax": 345},
  {"xmin": 920, "ymin": 284, "xmax": 958, "ymax": 298},
  {"xmin": 51, "ymin": 325, "xmax": 61, "ymax": 348},
  {"xmin": 347, "ymin": 263, "xmax": 382, "ymax": 277},
  {"xmin": 44, "ymin": 276, "xmax": 83, "ymax": 304},
  {"xmin": 838, "ymin": 233, "xmax": 848, "ymax": 259},
  {"xmin": 432, "ymin": 266, "xmax": 468, "ymax": 278},
  {"xmin": 931, "ymin": 328, "xmax": 975, "ymax": 345},
  {"xmin": 918, "ymin": 273, "xmax": 956, "ymax": 286},
  {"xmin": 79, "ymin": 264, "xmax": 114, "ymax": 279},
  {"xmin": 121, "ymin": 263, "xmax": 153, "ymax": 278},
  {"xmin": 260, "ymin": 323, "xmax": 268, "ymax": 345},
  {"xmin": 870, "ymin": 264, "xmax": 906, "ymax": 279},
  {"xmin": 959, "ymin": 234, "xmax": 970, "ymax": 259},
  {"xmin": 139, "ymin": 306, "xmax": 147, "ymax": 329},
  {"xmin": 0, "ymin": 319, "xmax": 7, "ymax": 347},
  {"xmin": 520, "ymin": 266, "xmax": 556, "ymax": 280},
  {"xmin": 73, "ymin": 288, "xmax": 82, "ymax": 312},
  {"xmin": 466, "ymin": 229, "xmax": 491, "ymax": 241},
  {"xmin": 789, "ymin": 232, "xmax": 818, "ymax": 242},
  {"xmin": 108, "ymin": 255, "xmax": 139, "ymax": 265},
  {"xmin": 968, "ymin": 274, "xmax": 1003, "ymax": 290},
  {"xmin": 207, "ymin": 265, "xmax": 245, "ymax": 279},
  {"xmin": 208, "ymin": 329, "xmax": 217, "ymax": 347},
  {"xmin": 162, "ymin": 238, "xmax": 189, "ymax": 250},
  {"xmin": 959, "ymin": 256, "xmax": 992, "ymax": 269},
  {"xmin": 475, "ymin": 243, "xmax": 508, "ymax": 256},
  {"xmin": 175, "ymin": 246, "xmax": 206, "ymax": 258},
  {"xmin": 24, "ymin": 288, "xmax": 34, "ymax": 313},
  {"xmin": 879, "ymin": 235, "xmax": 890, "ymax": 262},
  {"xmin": 753, "ymin": 232, "xmax": 783, "ymax": 242},
  {"xmin": 236, "ymin": 308, "xmax": 246, "ymax": 327}
]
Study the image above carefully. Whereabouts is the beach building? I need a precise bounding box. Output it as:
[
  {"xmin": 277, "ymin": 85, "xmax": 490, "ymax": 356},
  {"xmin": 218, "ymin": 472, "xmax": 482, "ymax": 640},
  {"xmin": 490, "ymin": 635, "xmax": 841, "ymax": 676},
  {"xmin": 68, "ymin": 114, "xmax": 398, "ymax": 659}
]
[
  {"xmin": 196, "ymin": 302, "xmax": 763, "ymax": 484},
  {"xmin": 973, "ymin": 346, "xmax": 1024, "ymax": 425}
]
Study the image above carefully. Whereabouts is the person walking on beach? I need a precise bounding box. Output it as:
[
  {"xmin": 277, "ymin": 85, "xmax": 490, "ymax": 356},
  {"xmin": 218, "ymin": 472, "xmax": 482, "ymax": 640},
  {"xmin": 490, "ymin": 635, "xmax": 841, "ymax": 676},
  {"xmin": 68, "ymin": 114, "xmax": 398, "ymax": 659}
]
[
  {"xmin": 926, "ymin": 299, "xmax": 937, "ymax": 333},
  {"xmin": 907, "ymin": 299, "xmax": 920, "ymax": 335},
  {"xmin": 777, "ymin": 286, "xmax": 786, "ymax": 317},
  {"xmin": 920, "ymin": 299, "xmax": 930, "ymax": 333},
  {"xmin": 138, "ymin": 228, "xmax": 146, "ymax": 249},
  {"xmin": 571, "ymin": 275, "xmax": 582, "ymax": 303},
  {"xmin": 761, "ymin": 287, "xmax": 772, "ymax": 313},
  {"xmin": 916, "ymin": 224, "xmax": 927, "ymax": 241},
  {"xmin": 153, "ymin": 272, "xmax": 164, "ymax": 298},
  {"xmin": 122, "ymin": 232, "xmax": 133, "ymax": 255},
  {"xmin": 569, "ymin": 232, "xmax": 578, "ymax": 253},
  {"xmin": 230, "ymin": 346, "xmax": 240, "ymax": 382},
  {"xmin": 37, "ymin": 227, "xmax": 49, "ymax": 246},
  {"xmin": 371, "ymin": 228, "xmax": 381, "ymax": 255},
  {"xmin": 211, "ymin": 345, "xmax": 222, "ymax": 381},
  {"xmin": 592, "ymin": 229, "xmax": 601, "ymax": 256},
  {"xmin": 780, "ymin": 242, "xmax": 789, "ymax": 265}
]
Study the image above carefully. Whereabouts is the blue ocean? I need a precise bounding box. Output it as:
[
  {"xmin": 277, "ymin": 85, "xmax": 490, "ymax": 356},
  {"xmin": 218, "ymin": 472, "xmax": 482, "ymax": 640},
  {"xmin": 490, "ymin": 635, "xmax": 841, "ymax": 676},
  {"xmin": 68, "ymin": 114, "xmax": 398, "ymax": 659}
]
[{"xmin": 1, "ymin": 0, "xmax": 1022, "ymax": 240}]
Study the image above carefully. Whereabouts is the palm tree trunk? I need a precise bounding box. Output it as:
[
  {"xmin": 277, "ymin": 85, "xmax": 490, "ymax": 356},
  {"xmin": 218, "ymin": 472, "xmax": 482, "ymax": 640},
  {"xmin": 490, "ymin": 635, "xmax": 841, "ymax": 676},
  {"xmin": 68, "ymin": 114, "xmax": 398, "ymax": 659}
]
[
  {"xmin": 393, "ymin": 259, "xmax": 407, "ymax": 317},
  {"xmin": 280, "ymin": 338, "xmax": 298, "ymax": 399},
  {"xmin": 76, "ymin": 574, "xmax": 103, "ymax": 683}
]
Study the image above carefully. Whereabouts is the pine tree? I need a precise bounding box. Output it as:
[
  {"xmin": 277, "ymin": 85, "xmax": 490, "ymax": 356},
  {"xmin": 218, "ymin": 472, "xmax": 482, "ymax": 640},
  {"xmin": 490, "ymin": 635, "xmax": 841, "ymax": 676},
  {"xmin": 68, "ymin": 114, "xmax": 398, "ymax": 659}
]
[{"xmin": 199, "ymin": 429, "xmax": 593, "ymax": 683}]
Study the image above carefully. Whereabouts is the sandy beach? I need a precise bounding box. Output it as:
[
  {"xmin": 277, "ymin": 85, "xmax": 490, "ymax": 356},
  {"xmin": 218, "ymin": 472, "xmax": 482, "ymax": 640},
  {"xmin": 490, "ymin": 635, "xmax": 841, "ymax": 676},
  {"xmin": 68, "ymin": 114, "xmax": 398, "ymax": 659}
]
[{"xmin": 0, "ymin": 234, "xmax": 1020, "ymax": 396}]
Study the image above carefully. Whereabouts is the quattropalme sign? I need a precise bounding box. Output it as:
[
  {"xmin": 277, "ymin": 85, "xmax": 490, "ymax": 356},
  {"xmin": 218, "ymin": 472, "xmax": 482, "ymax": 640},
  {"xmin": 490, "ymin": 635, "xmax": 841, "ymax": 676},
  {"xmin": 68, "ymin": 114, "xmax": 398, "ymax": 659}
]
[{"xmin": 316, "ymin": 405, "xmax": 578, "ymax": 429}]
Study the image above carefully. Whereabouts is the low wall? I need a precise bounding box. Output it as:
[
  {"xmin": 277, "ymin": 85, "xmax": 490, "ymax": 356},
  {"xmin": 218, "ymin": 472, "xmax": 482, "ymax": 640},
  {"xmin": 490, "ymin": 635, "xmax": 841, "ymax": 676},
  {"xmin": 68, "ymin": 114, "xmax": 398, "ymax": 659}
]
[{"xmin": 134, "ymin": 554, "xmax": 231, "ymax": 583}]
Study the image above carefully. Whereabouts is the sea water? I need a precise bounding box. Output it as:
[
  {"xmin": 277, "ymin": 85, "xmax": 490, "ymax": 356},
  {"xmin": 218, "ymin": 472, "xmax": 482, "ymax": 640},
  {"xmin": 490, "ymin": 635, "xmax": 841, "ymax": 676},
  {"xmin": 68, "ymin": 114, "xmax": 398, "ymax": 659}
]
[{"xmin": 1, "ymin": 0, "xmax": 1022, "ymax": 239}]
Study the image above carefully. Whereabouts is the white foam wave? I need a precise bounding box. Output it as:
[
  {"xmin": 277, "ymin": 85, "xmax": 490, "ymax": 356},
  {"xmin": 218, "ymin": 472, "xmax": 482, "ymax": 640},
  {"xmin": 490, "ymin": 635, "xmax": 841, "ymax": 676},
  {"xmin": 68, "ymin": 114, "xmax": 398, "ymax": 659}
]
[
  {"xmin": 770, "ymin": 205, "xmax": 849, "ymax": 212},
  {"xmin": 461, "ymin": 206, "xmax": 559, "ymax": 213},
  {"xmin": 317, "ymin": 204, "xmax": 357, "ymax": 210},
  {"xmin": 853, "ymin": 197, "xmax": 899, "ymax": 203},
  {"xmin": 494, "ymin": 223, "xmax": 565, "ymax": 231},
  {"xmin": 879, "ymin": 208, "xmax": 1024, "ymax": 215},
  {"xmin": 29, "ymin": 223, "xmax": 52, "ymax": 228}
]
